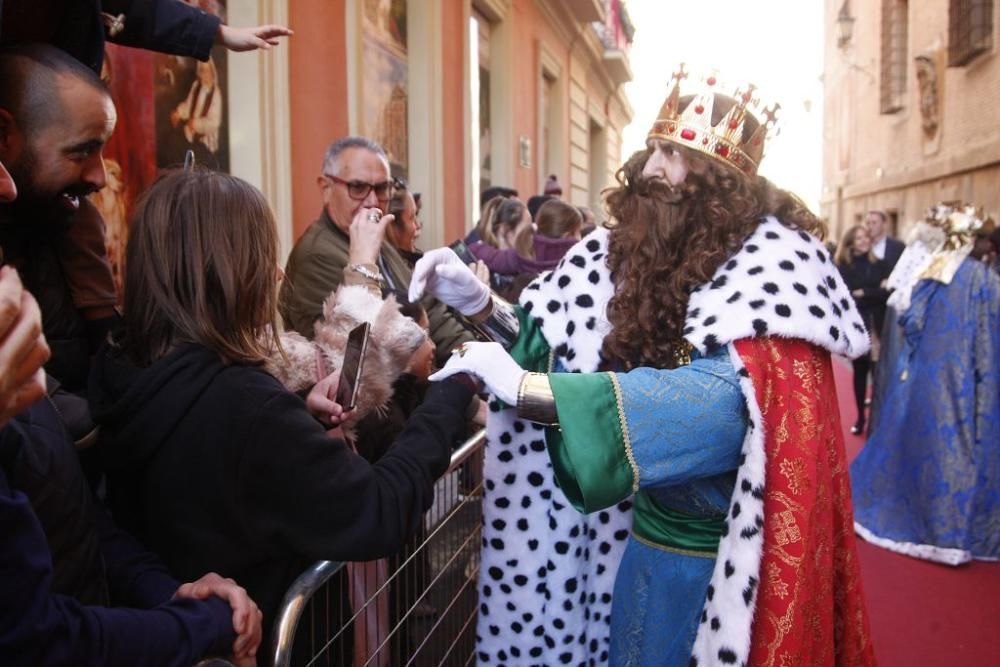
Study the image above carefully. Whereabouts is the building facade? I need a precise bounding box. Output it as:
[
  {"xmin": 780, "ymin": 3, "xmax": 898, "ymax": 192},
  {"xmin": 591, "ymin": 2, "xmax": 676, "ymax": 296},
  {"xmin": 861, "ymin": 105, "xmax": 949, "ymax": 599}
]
[
  {"xmin": 821, "ymin": 0, "xmax": 1000, "ymax": 242},
  {"xmin": 277, "ymin": 0, "xmax": 634, "ymax": 252}
]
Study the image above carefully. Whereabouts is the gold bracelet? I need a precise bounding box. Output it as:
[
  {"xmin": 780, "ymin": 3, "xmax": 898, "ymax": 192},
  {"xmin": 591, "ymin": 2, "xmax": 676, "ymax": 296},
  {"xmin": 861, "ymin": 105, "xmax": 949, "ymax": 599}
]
[{"xmin": 516, "ymin": 372, "xmax": 559, "ymax": 425}]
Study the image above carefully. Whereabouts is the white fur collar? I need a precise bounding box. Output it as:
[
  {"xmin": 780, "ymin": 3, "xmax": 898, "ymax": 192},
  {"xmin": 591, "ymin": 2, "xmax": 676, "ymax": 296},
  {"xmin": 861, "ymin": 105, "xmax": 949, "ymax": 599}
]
[
  {"xmin": 520, "ymin": 217, "xmax": 870, "ymax": 372},
  {"xmin": 684, "ymin": 216, "xmax": 870, "ymax": 359}
]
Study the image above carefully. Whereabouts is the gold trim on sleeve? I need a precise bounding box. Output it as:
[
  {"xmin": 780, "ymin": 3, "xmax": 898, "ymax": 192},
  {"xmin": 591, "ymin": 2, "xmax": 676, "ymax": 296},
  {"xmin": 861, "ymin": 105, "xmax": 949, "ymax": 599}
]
[{"xmin": 607, "ymin": 372, "xmax": 641, "ymax": 494}]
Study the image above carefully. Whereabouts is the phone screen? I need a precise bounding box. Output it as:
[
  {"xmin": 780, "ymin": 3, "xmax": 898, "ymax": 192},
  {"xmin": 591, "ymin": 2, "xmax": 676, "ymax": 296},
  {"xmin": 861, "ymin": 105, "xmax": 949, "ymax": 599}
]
[
  {"xmin": 335, "ymin": 322, "xmax": 371, "ymax": 411},
  {"xmin": 448, "ymin": 239, "xmax": 478, "ymax": 266}
]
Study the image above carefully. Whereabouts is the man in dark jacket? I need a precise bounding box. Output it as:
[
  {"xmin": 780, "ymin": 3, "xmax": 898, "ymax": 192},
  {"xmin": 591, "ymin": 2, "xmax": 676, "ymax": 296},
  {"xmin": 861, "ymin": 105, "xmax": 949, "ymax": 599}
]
[
  {"xmin": 0, "ymin": 43, "xmax": 125, "ymax": 450},
  {"xmin": 866, "ymin": 209, "xmax": 905, "ymax": 271}
]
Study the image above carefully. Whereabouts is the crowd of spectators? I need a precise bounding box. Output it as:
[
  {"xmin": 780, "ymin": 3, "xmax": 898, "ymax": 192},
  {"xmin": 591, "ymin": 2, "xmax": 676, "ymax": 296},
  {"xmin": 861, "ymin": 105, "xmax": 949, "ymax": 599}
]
[{"xmin": 0, "ymin": 4, "xmax": 486, "ymax": 666}]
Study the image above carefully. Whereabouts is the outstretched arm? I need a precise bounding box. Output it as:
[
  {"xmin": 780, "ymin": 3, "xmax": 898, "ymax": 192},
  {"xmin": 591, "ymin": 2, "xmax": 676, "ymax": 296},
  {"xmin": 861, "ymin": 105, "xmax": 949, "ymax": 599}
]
[
  {"xmin": 0, "ymin": 475, "xmax": 235, "ymax": 666},
  {"xmin": 104, "ymin": 0, "xmax": 291, "ymax": 59},
  {"xmin": 434, "ymin": 343, "xmax": 747, "ymax": 513}
]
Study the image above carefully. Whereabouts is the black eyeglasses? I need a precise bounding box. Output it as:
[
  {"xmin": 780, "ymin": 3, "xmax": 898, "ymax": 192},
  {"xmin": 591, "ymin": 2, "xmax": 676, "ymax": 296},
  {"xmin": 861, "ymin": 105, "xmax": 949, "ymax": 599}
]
[{"xmin": 324, "ymin": 173, "xmax": 394, "ymax": 201}]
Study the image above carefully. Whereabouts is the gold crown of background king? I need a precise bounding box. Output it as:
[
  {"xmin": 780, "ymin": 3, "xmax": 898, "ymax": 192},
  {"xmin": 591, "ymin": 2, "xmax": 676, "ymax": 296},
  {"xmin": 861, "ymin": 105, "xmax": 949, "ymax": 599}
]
[{"xmin": 646, "ymin": 64, "xmax": 779, "ymax": 177}]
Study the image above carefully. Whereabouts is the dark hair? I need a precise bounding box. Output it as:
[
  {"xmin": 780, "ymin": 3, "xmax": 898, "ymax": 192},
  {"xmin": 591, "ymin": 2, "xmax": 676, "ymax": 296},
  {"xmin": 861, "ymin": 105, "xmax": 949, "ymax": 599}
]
[
  {"xmin": 0, "ymin": 43, "xmax": 110, "ymax": 135},
  {"xmin": 486, "ymin": 198, "xmax": 532, "ymax": 256},
  {"xmin": 387, "ymin": 178, "xmax": 410, "ymax": 220},
  {"xmin": 527, "ymin": 194, "xmax": 554, "ymax": 220},
  {"xmin": 122, "ymin": 169, "xmax": 282, "ymax": 367},
  {"xmin": 602, "ymin": 93, "xmax": 824, "ymax": 370},
  {"xmin": 385, "ymin": 179, "xmax": 416, "ymax": 251},
  {"xmin": 867, "ymin": 210, "xmax": 888, "ymax": 224},
  {"xmin": 322, "ymin": 136, "xmax": 387, "ymax": 174},
  {"xmin": 535, "ymin": 199, "xmax": 582, "ymax": 239},
  {"xmin": 481, "ymin": 186, "xmax": 518, "ymax": 208}
]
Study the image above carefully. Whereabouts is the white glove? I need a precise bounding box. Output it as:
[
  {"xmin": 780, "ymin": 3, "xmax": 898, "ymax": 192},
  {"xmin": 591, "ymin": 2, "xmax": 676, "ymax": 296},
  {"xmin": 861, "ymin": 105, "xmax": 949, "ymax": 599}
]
[
  {"xmin": 409, "ymin": 248, "xmax": 491, "ymax": 316},
  {"xmin": 430, "ymin": 342, "xmax": 526, "ymax": 406}
]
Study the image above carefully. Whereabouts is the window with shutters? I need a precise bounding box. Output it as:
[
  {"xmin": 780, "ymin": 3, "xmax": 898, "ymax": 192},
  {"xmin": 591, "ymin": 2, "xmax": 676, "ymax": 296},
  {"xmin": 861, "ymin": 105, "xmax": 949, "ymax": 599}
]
[
  {"xmin": 948, "ymin": 0, "xmax": 994, "ymax": 66},
  {"xmin": 880, "ymin": 0, "xmax": 908, "ymax": 114}
]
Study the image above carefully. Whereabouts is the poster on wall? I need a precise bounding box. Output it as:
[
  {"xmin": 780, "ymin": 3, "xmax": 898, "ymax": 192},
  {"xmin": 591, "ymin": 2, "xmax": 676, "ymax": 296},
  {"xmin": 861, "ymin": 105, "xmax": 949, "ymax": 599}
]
[
  {"xmin": 92, "ymin": 0, "xmax": 230, "ymax": 295},
  {"xmin": 361, "ymin": 0, "xmax": 408, "ymax": 179}
]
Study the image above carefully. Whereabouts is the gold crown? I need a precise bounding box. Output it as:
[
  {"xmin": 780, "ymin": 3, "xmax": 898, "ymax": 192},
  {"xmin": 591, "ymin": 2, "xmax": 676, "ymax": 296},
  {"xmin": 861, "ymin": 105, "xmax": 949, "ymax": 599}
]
[{"xmin": 646, "ymin": 64, "xmax": 779, "ymax": 177}]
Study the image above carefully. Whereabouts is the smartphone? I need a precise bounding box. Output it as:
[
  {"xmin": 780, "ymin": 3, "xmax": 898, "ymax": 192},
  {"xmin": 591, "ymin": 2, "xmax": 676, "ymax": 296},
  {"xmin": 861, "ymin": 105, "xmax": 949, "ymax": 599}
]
[
  {"xmin": 448, "ymin": 239, "xmax": 479, "ymax": 266},
  {"xmin": 335, "ymin": 322, "xmax": 371, "ymax": 411}
]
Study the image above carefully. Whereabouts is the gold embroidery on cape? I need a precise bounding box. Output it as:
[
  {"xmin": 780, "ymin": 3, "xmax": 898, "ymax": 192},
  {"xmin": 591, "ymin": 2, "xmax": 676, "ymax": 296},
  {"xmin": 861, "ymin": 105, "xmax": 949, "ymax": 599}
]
[
  {"xmin": 779, "ymin": 458, "xmax": 808, "ymax": 495},
  {"xmin": 775, "ymin": 411, "xmax": 790, "ymax": 446},
  {"xmin": 742, "ymin": 340, "xmax": 875, "ymax": 667}
]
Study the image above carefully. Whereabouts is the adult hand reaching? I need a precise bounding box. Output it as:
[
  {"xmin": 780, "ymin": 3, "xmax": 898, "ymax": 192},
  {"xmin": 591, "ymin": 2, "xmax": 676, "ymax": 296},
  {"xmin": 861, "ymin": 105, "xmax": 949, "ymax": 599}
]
[
  {"xmin": 216, "ymin": 24, "xmax": 293, "ymax": 52},
  {"xmin": 175, "ymin": 572, "xmax": 263, "ymax": 662},
  {"xmin": 409, "ymin": 248, "xmax": 491, "ymax": 316},
  {"xmin": 0, "ymin": 267, "xmax": 50, "ymax": 428},
  {"xmin": 430, "ymin": 342, "xmax": 526, "ymax": 406}
]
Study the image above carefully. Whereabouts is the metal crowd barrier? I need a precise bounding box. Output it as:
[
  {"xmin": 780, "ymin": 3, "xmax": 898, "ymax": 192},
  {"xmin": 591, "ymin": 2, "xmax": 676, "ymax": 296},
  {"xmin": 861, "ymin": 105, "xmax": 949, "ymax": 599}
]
[{"xmin": 271, "ymin": 429, "xmax": 486, "ymax": 667}]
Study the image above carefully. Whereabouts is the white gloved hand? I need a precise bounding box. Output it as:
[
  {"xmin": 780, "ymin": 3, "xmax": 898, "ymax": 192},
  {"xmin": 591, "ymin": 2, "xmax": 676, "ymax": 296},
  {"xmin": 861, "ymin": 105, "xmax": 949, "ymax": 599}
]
[
  {"xmin": 408, "ymin": 248, "xmax": 491, "ymax": 316},
  {"xmin": 430, "ymin": 342, "xmax": 526, "ymax": 406}
]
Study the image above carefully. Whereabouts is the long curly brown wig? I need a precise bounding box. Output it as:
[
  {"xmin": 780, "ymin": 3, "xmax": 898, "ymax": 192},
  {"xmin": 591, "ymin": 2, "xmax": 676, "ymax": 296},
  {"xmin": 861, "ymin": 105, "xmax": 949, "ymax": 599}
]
[{"xmin": 601, "ymin": 95, "xmax": 824, "ymax": 370}]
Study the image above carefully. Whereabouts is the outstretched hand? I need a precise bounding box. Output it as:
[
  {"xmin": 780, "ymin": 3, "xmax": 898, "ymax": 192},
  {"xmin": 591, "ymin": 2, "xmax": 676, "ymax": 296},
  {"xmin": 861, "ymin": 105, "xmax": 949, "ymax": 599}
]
[
  {"xmin": 409, "ymin": 248, "xmax": 491, "ymax": 316},
  {"xmin": 216, "ymin": 24, "xmax": 293, "ymax": 52},
  {"xmin": 430, "ymin": 342, "xmax": 526, "ymax": 406},
  {"xmin": 175, "ymin": 572, "xmax": 263, "ymax": 662}
]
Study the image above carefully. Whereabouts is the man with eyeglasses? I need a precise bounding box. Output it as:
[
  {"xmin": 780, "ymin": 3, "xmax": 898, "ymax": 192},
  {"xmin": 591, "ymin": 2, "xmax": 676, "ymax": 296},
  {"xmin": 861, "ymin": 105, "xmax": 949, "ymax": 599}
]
[{"xmin": 279, "ymin": 136, "xmax": 474, "ymax": 364}]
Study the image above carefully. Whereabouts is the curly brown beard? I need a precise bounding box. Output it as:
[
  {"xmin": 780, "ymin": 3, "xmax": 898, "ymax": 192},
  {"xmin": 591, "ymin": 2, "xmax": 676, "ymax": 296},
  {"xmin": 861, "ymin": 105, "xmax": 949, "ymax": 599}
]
[{"xmin": 600, "ymin": 146, "xmax": 825, "ymax": 370}]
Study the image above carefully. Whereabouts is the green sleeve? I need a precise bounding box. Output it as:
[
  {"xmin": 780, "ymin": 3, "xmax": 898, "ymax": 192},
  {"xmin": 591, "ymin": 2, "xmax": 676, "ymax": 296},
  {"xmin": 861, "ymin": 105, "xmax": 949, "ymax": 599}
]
[
  {"xmin": 509, "ymin": 306, "xmax": 552, "ymax": 372},
  {"xmin": 545, "ymin": 372, "xmax": 637, "ymax": 514}
]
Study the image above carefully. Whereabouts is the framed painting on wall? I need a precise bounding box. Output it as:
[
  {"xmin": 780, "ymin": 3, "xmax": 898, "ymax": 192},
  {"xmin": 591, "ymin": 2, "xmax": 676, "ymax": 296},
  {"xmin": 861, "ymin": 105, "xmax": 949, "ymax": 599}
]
[{"xmin": 91, "ymin": 0, "xmax": 230, "ymax": 295}]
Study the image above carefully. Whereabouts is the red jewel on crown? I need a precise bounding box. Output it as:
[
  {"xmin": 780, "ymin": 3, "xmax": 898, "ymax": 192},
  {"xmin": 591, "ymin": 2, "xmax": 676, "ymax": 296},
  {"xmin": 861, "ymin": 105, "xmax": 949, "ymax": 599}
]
[
  {"xmin": 715, "ymin": 144, "xmax": 730, "ymax": 158},
  {"xmin": 694, "ymin": 104, "xmax": 705, "ymax": 114},
  {"xmin": 681, "ymin": 128, "xmax": 697, "ymax": 141}
]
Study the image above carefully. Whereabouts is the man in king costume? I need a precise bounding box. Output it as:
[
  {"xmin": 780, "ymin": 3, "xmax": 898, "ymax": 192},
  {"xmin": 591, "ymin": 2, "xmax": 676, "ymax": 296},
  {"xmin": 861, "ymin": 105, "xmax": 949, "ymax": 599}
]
[
  {"xmin": 412, "ymin": 69, "xmax": 875, "ymax": 666},
  {"xmin": 852, "ymin": 205, "xmax": 1000, "ymax": 566}
]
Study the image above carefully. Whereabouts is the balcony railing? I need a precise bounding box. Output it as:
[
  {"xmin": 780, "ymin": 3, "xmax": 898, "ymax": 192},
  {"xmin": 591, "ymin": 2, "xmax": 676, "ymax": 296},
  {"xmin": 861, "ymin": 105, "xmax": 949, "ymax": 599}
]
[{"xmin": 592, "ymin": 0, "xmax": 635, "ymax": 85}]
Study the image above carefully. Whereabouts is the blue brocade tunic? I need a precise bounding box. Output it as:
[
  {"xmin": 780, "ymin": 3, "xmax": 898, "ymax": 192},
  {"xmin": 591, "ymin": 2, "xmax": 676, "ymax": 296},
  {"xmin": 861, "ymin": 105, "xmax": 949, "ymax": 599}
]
[
  {"xmin": 851, "ymin": 258, "xmax": 1000, "ymax": 564},
  {"xmin": 541, "ymin": 349, "xmax": 747, "ymax": 665}
]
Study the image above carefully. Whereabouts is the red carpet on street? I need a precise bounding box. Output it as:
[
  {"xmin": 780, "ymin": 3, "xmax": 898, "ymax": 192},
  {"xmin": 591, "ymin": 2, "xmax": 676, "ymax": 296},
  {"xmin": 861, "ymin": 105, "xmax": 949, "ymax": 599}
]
[{"xmin": 832, "ymin": 360, "xmax": 1000, "ymax": 666}]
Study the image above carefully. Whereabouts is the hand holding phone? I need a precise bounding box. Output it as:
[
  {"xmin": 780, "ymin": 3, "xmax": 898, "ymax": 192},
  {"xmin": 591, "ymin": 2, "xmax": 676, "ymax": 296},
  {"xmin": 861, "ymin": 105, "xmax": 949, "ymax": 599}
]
[{"xmin": 335, "ymin": 322, "xmax": 371, "ymax": 411}]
